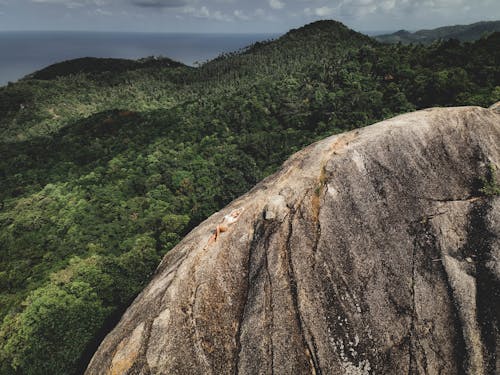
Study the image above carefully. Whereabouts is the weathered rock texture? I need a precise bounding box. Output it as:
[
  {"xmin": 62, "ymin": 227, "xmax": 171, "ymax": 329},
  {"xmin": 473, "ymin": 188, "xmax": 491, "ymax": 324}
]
[{"xmin": 87, "ymin": 105, "xmax": 500, "ymax": 375}]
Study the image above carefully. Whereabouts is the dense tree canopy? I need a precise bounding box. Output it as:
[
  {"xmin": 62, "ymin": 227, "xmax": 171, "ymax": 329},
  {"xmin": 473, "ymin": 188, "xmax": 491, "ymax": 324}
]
[{"xmin": 0, "ymin": 21, "xmax": 499, "ymax": 374}]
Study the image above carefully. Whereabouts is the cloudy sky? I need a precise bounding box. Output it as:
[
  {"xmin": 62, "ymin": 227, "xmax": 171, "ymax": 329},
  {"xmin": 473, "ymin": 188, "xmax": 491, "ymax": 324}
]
[{"xmin": 0, "ymin": 0, "xmax": 498, "ymax": 33}]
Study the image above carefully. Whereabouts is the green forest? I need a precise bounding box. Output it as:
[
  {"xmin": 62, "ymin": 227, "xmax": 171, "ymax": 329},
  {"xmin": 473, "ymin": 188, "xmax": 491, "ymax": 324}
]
[
  {"xmin": 0, "ymin": 20, "xmax": 499, "ymax": 374},
  {"xmin": 375, "ymin": 20, "xmax": 500, "ymax": 44}
]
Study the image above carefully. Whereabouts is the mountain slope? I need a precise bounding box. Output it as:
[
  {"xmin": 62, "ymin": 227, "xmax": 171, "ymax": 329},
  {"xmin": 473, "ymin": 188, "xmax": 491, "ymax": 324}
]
[
  {"xmin": 1, "ymin": 22, "xmax": 499, "ymax": 143},
  {"xmin": 87, "ymin": 104, "xmax": 500, "ymax": 374},
  {"xmin": 27, "ymin": 56, "xmax": 185, "ymax": 81},
  {"xmin": 376, "ymin": 20, "xmax": 500, "ymax": 44},
  {"xmin": 0, "ymin": 20, "xmax": 499, "ymax": 375}
]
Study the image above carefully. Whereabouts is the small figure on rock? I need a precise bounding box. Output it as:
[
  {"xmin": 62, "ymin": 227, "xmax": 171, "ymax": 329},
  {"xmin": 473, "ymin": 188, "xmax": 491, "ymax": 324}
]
[{"xmin": 206, "ymin": 208, "xmax": 244, "ymax": 247}]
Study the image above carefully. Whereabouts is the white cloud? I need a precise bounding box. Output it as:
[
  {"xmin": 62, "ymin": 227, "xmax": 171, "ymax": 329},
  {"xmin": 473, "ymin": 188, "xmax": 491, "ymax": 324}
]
[
  {"xmin": 304, "ymin": 6, "xmax": 336, "ymax": 17},
  {"xmin": 95, "ymin": 7, "xmax": 111, "ymax": 15},
  {"xmin": 333, "ymin": 0, "xmax": 470, "ymax": 18},
  {"xmin": 314, "ymin": 6, "xmax": 335, "ymax": 16},
  {"xmin": 32, "ymin": 0, "xmax": 109, "ymax": 8},
  {"xmin": 254, "ymin": 7, "xmax": 275, "ymax": 21},
  {"xmin": 13, "ymin": 0, "xmax": 500, "ymax": 33},
  {"xmin": 132, "ymin": 0, "xmax": 191, "ymax": 7},
  {"xmin": 269, "ymin": 0, "xmax": 284, "ymax": 10},
  {"xmin": 32, "ymin": 0, "xmax": 82, "ymax": 6},
  {"xmin": 231, "ymin": 8, "xmax": 275, "ymax": 21},
  {"xmin": 183, "ymin": 5, "xmax": 233, "ymax": 22},
  {"xmin": 379, "ymin": 0, "xmax": 396, "ymax": 11},
  {"xmin": 233, "ymin": 9, "xmax": 250, "ymax": 20}
]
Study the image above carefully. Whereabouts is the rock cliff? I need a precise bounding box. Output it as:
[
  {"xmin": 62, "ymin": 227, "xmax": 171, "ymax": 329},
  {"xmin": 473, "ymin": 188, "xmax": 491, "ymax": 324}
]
[{"xmin": 87, "ymin": 104, "xmax": 500, "ymax": 375}]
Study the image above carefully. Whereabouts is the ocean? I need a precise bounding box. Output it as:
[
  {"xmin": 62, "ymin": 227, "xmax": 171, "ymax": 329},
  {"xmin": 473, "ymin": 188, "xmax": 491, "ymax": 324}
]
[{"xmin": 0, "ymin": 31, "xmax": 279, "ymax": 86}]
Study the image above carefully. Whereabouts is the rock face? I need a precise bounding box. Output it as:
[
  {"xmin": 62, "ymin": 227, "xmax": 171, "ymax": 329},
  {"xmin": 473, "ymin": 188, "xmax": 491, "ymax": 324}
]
[{"xmin": 87, "ymin": 105, "xmax": 500, "ymax": 375}]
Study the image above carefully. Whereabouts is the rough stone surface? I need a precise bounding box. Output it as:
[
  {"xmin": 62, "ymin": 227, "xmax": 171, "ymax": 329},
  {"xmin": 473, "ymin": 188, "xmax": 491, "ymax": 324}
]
[{"xmin": 86, "ymin": 105, "xmax": 500, "ymax": 375}]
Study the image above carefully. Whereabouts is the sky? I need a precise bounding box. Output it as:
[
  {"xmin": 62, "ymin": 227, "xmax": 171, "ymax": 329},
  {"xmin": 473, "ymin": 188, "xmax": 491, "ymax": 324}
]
[{"xmin": 0, "ymin": 0, "xmax": 498, "ymax": 33}]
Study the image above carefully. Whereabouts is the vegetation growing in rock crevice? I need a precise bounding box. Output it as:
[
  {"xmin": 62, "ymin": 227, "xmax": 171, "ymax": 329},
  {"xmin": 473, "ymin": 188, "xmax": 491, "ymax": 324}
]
[
  {"xmin": 480, "ymin": 164, "xmax": 500, "ymax": 196},
  {"xmin": 0, "ymin": 21, "xmax": 499, "ymax": 374}
]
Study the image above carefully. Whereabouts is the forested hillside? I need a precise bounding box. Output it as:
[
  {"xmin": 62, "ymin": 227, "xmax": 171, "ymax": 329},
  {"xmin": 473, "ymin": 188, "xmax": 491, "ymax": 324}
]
[
  {"xmin": 0, "ymin": 20, "xmax": 499, "ymax": 375},
  {"xmin": 376, "ymin": 20, "xmax": 500, "ymax": 44}
]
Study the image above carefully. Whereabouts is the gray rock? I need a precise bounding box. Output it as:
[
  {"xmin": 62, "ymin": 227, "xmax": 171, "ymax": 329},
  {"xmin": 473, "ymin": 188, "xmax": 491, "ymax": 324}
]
[{"xmin": 86, "ymin": 104, "xmax": 500, "ymax": 375}]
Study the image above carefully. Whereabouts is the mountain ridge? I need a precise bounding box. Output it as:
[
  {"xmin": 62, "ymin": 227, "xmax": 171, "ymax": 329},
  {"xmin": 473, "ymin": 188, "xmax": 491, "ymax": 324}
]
[
  {"xmin": 376, "ymin": 20, "xmax": 500, "ymax": 44},
  {"xmin": 27, "ymin": 56, "xmax": 185, "ymax": 81}
]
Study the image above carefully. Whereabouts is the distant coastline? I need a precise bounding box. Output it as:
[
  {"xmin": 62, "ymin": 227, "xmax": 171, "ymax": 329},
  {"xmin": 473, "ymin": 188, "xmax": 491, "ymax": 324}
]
[{"xmin": 0, "ymin": 31, "xmax": 279, "ymax": 86}]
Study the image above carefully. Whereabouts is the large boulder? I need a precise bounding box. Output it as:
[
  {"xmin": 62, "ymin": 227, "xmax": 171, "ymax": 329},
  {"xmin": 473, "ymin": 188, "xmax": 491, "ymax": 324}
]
[{"xmin": 87, "ymin": 105, "xmax": 500, "ymax": 375}]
